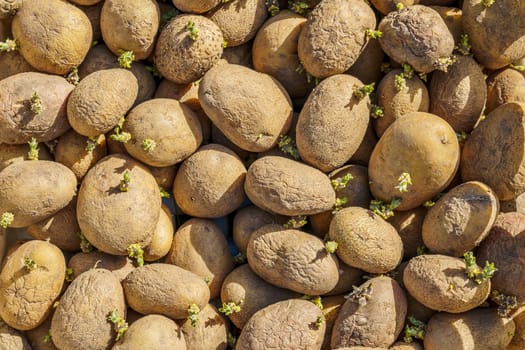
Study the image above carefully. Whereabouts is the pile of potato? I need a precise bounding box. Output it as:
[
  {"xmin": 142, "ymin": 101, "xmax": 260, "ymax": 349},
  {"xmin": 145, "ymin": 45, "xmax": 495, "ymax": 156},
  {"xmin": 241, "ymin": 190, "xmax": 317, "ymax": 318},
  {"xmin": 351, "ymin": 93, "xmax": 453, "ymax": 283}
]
[{"xmin": 1, "ymin": 0, "xmax": 525, "ymax": 349}]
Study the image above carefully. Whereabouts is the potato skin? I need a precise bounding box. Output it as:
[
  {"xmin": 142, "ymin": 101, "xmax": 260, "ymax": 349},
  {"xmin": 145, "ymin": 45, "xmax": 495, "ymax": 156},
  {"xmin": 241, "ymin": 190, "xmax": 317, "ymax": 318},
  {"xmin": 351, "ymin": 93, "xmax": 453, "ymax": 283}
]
[
  {"xmin": 0, "ymin": 142, "xmax": 53, "ymax": 171},
  {"xmin": 51, "ymin": 269, "xmax": 126, "ymax": 350},
  {"xmin": 0, "ymin": 50, "xmax": 35, "ymax": 80},
  {"xmin": 0, "ymin": 0, "xmax": 22, "ymax": 19},
  {"xmin": 245, "ymin": 156, "xmax": 336, "ymax": 216},
  {"xmin": 67, "ymin": 251, "xmax": 135, "ymax": 282},
  {"xmin": 0, "ymin": 160, "xmax": 77, "ymax": 228},
  {"xmin": 236, "ymin": 299, "xmax": 325, "ymax": 350},
  {"xmin": 233, "ymin": 205, "xmax": 283, "ymax": 254},
  {"xmin": 143, "ymin": 205, "xmax": 173, "ymax": 262},
  {"xmin": 486, "ymin": 68, "xmax": 525, "ymax": 113},
  {"xmin": 172, "ymin": 0, "xmax": 220, "ymax": 13},
  {"xmin": 12, "ymin": 0, "xmax": 92, "ymax": 74},
  {"xmin": 0, "ymin": 320, "xmax": 31, "ymax": 349},
  {"xmin": 180, "ymin": 304, "xmax": 227, "ymax": 350},
  {"xmin": 388, "ymin": 207, "xmax": 426, "ymax": 260},
  {"xmin": 0, "ymin": 72, "xmax": 74, "ymax": 144}
]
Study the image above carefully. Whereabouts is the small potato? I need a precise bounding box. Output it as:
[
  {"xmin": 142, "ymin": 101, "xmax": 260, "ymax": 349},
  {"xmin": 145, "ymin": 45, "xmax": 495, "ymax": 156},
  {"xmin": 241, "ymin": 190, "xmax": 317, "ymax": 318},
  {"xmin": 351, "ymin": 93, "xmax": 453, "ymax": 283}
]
[
  {"xmin": 70, "ymin": 0, "xmax": 103, "ymax": 5},
  {"xmin": 143, "ymin": 205, "xmax": 173, "ymax": 262},
  {"xmin": 122, "ymin": 263, "xmax": 210, "ymax": 320},
  {"xmin": 51, "ymin": 269, "xmax": 126, "ymax": 350},
  {"xmin": 0, "ymin": 320, "xmax": 31, "ymax": 349},
  {"xmin": 0, "ymin": 240, "xmax": 65, "ymax": 331},
  {"xmin": 403, "ymin": 254, "xmax": 490, "ymax": 313},
  {"xmin": 390, "ymin": 343, "xmax": 423, "ymax": 350},
  {"xmin": 245, "ymin": 156, "xmax": 335, "ymax": 216},
  {"xmin": 67, "ymin": 251, "xmax": 135, "ymax": 282},
  {"xmin": 486, "ymin": 68, "xmax": 525, "ymax": 114},
  {"xmin": 325, "ymin": 262, "xmax": 364, "ymax": 296},
  {"xmin": 0, "ymin": 50, "xmax": 34, "ymax": 80},
  {"xmin": 349, "ymin": 122, "xmax": 378, "ymax": 166},
  {"xmin": 24, "ymin": 305, "xmax": 57, "ymax": 350},
  {"xmin": 320, "ymin": 295, "xmax": 346, "ymax": 350},
  {"xmin": 181, "ymin": 304, "xmax": 228, "ymax": 350},
  {"xmin": 247, "ymin": 224, "xmax": 340, "ymax": 295},
  {"xmin": 346, "ymin": 38, "xmax": 385, "ymax": 86},
  {"xmin": 0, "ymin": 160, "xmax": 77, "ymax": 228},
  {"xmin": 388, "ymin": 207, "xmax": 426, "ymax": 260},
  {"xmin": 331, "ymin": 276, "xmax": 407, "ymax": 349},
  {"xmin": 0, "ymin": 142, "xmax": 53, "ymax": 172},
  {"xmin": 0, "ymin": 72, "xmax": 74, "ymax": 144},
  {"xmin": 236, "ymin": 299, "xmax": 325, "ymax": 350},
  {"xmin": 233, "ymin": 205, "xmax": 284, "ymax": 254},
  {"xmin": 172, "ymin": 0, "xmax": 220, "ymax": 13}
]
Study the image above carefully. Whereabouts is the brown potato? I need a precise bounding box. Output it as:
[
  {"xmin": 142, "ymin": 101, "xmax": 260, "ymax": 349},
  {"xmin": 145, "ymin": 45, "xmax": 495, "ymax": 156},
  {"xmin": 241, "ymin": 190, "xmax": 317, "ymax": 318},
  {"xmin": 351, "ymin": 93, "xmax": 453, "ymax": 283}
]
[
  {"xmin": 0, "ymin": 142, "xmax": 53, "ymax": 171},
  {"xmin": 199, "ymin": 63, "xmax": 293, "ymax": 152},
  {"xmin": 429, "ymin": 5, "xmax": 462, "ymax": 43},
  {"xmin": 146, "ymin": 165, "xmax": 177, "ymax": 193},
  {"xmin": 370, "ymin": 0, "xmax": 418, "ymax": 15},
  {"xmin": 172, "ymin": 0, "xmax": 220, "ymax": 14},
  {"xmin": 69, "ymin": 0, "xmax": 102, "ymax": 5},
  {"xmin": 390, "ymin": 342, "xmax": 423, "ymax": 350},
  {"xmin": 320, "ymin": 295, "xmax": 346, "ymax": 350},
  {"xmin": 387, "ymin": 207, "xmax": 426, "ymax": 260},
  {"xmin": 67, "ymin": 251, "xmax": 135, "ymax": 282},
  {"xmin": 486, "ymin": 68, "xmax": 525, "ymax": 114},
  {"xmin": 78, "ymin": 2, "xmax": 103, "ymax": 42},
  {"xmin": 221, "ymin": 41, "xmax": 253, "ymax": 68},
  {"xmin": 180, "ymin": 304, "xmax": 228, "ymax": 350},
  {"xmin": 233, "ymin": 205, "xmax": 284, "ymax": 254},
  {"xmin": 12, "ymin": 0, "xmax": 92, "ymax": 74},
  {"xmin": 0, "ymin": 50, "xmax": 34, "ymax": 80},
  {"xmin": 0, "ymin": 320, "xmax": 31, "ymax": 349},
  {"xmin": 154, "ymin": 79, "xmax": 201, "ymax": 111},
  {"xmin": 325, "ymin": 262, "xmax": 364, "ymax": 296},
  {"xmin": 143, "ymin": 205, "xmax": 173, "ymax": 262},
  {"xmin": 507, "ymin": 309, "xmax": 525, "ymax": 350},
  {"xmin": 24, "ymin": 311, "xmax": 57, "ymax": 350},
  {"xmin": 0, "ymin": 228, "xmax": 5, "ymax": 269},
  {"xmin": 346, "ymin": 38, "xmax": 385, "ymax": 85},
  {"xmin": 51, "ymin": 269, "xmax": 126, "ymax": 350},
  {"xmin": 349, "ymin": 122, "xmax": 378, "ymax": 166}
]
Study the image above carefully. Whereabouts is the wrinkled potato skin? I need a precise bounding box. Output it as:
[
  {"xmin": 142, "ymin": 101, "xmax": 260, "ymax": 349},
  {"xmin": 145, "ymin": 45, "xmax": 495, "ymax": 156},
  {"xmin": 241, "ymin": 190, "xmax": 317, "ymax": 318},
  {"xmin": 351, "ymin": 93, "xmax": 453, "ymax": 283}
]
[
  {"xmin": 486, "ymin": 68, "xmax": 525, "ymax": 114},
  {"xmin": 0, "ymin": 142, "xmax": 53, "ymax": 171},
  {"xmin": 172, "ymin": 0, "xmax": 220, "ymax": 13},
  {"xmin": 298, "ymin": 0, "xmax": 376, "ymax": 78},
  {"xmin": 461, "ymin": 102, "xmax": 525, "ymax": 201},
  {"xmin": 51, "ymin": 269, "xmax": 126, "ymax": 350},
  {"xmin": 403, "ymin": 254, "xmax": 490, "ymax": 313},
  {"xmin": 0, "ymin": 160, "xmax": 77, "ymax": 227},
  {"xmin": 180, "ymin": 304, "xmax": 227, "ymax": 350},
  {"xmin": 143, "ymin": 205, "xmax": 173, "ymax": 262},
  {"xmin": 199, "ymin": 63, "xmax": 293, "ymax": 152},
  {"xmin": 67, "ymin": 251, "xmax": 135, "ymax": 282},
  {"xmin": 388, "ymin": 207, "xmax": 426, "ymax": 260},
  {"xmin": 12, "ymin": 0, "xmax": 92, "ymax": 74},
  {"xmin": 245, "ymin": 156, "xmax": 335, "ymax": 216},
  {"xmin": 0, "ymin": 240, "xmax": 65, "ymax": 331},
  {"xmin": 0, "ymin": 320, "xmax": 31, "ymax": 349},
  {"xmin": 296, "ymin": 75, "xmax": 370, "ymax": 172},
  {"xmin": 236, "ymin": 299, "xmax": 325, "ymax": 350},
  {"xmin": 233, "ymin": 205, "xmax": 283, "ymax": 253},
  {"xmin": 331, "ymin": 277, "xmax": 407, "ymax": 349},
  {"xmin": 0, "ymin": 72, "xmax": 73, "ymax": 144},
  {"xmin": 378, "ymin": 5, "xmax": 455, "ymax": 73},
  {"xmin": 0, "ymin": 51, "xmax": 34, "ymax": 80}
]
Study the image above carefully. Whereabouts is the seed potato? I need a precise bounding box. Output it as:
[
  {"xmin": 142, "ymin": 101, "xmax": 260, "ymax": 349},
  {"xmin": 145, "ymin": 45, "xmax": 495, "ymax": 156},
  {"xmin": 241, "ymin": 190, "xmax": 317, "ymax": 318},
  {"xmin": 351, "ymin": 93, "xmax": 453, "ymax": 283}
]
[
  {"xmin": 486, "ymin": 68, "xmax": 525, "ymax": 114},
  {"xmin": 0, "ymin": 142, "xmax": 53, "ymax": 172},
  {"xmin": 180, "ymin": 304, "xmax": 228, "ymax": 350},
  {"xmin": 172, "ymin": 0, "xmax": 220, "ymax": 14},
  {"xmin": 143, "ymin": 205, "xmax": 174, "ymax": 262},
  {"xmin": 67, "ymin": 251, "xmax": 135, "ymax": 282},
  {"xmin": 0, "ymin": 50, "xmax": 34, "ymax": 80}
]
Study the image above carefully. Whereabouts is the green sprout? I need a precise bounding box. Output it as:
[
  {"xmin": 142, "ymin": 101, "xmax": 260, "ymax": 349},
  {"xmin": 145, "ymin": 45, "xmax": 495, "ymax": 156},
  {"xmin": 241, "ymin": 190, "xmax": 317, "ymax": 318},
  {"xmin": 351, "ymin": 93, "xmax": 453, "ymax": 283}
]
[
  {"xmin": 30, "ymin": 91, "xmax": 43, "ymax": 114},
  {"xmin": 288, "ymin": 1, "xmax": 309, "ymax": 15},
  {"xmin": 0, "ymin": 212, "xmax": 14, "ymax": 229},
  {"xmin": 117, "ymin": 50, "xmax": 134, "ymax": 69},
  {"xmin": 331, "ymin": 173, "xmax": 353, "ymax": 190},
  {"xmin": 353, "ymin": 83, "xmax": 375, "ymax": 100},
  {"xmin": 464, "ymin": 251, "xmax": 497, "ymax": 284},
  {"xmin": 92, "ymin": 40, "xmax": 99, "ymax": 47},
  {"xmin": 491, "ymin": 291, "xmax": 518, "ymax": 318},
  {"xmin": 79, "ymin": 232, "xmax": 93, "ymax": 253},
  {"xmin": 371, "ymin": 105, "xmax": 384, "ymax": 119},
  {"xmin": 107, "ymin": 309, "xmax": 128, "ymax": 341},
  {"xmin": 302, "ymin": 295, "xmax": 323, "ymax": 310},
  {"xmin": 416, "ymin": 245, "xmax": 429, "ymax": 255},
  {"xmin": 187, "ymin": 304, "xmax": 200, "ymax": 327},
  {"xmin": 65, "ymin": 267, "xmax": 73, "ymax": 282},
  {"xmin": 218, "ymin": 302, "xmax": 242, "ymax": 316},
  {"xmin": 325, "ymin": 241, "xmax": 338, "ymax": 254},
  {"xmin": 395, "ymin": 172, "xmax": 412, "ymax": 193},
  {"xmin": 314, "ymin": 315, "xmax": 325, "ymax": 329},
  {"xmin": 142, "ymin": 138, "xmax": 157, "ymax": 152},
  {"xmin": 145, "ymin": 65, "xmax": 162, "ymax": 78},
  {"xmin": 159, "ymin": 187, "xmax": 171, "ymax": 198},
  {"xmin": 423, "ymin": 200, "xmax": 435, "ymax": 208},
  {"xmin": 481, "ymin": 0, "xmax": 495, "ymax": 7},
  {"xmin": 85, "ymin": 136, "xmax": 99, "ymax": 153},
  {"xmin": 394, "ymin": 73, "xmax": 407, "ymax": 92},
  {"xmin": 283, "ymin": 216, "xmax": 308, "ymax": 229},
  {"xmin": 402, "ymin": 63, "xmax": 414, "ymax": 78},
  {"xmin": 396, "ymin": 2, "xmax": 405, "ymax": 10},
  {"xmin": 0, "ymin": 38, "xmax": 18, "ymax": 52},
  {"xmin": 227, "ymin": 332, "xmax": 237, "ymax": 348},
  {"xmin": 457, "ymin": 33, "xmax": 472, "ymax": 56},
  {"xmin": 369, "ymin": 198, "xmax": 401, "ymax": 220},
  {"xmin": 66, "ymin": 67, "xmax": 80, "ymax": 86},
  {"xmin": 27, "ymin": 137, "xmax": 39, "ymax": 160},
  {"xmin": 380, "ymin": 62, "xmax": 392, "ymax": 73},
  {"xmin": 510, "ymin": 63, "xmax": 525, "ymax": 71},
  {"xmin": 233, "ymin": 252, "xmax": 247, "ymax": 265},
  {"xmin": 127, "ymin": 243, "xmax": 144, "ymax": 267},
  {"xmin": 43, "ymin": 331, "xmax": 52, "ymax": 343},
  {"xmin": 295, "ymin": 63, "xmax": 320, "ymax": 85},
  {"xmin": 186, "ymin": 21, "xmax": 199, "ymax": 41},
  {"xmin": 418, "ymin": 72, "xmax": 428, "ymax": 82},
  {"xmin": 345, "ymin": 284, "xmax": 373, "ymax": 306},
  {"xmin": 120, "ymin": 170, "xmax": 131, "ymax": 192},
  {"xmin": 24, "ymin": 257, "xmax": 38, "ymax": 271},
  {"xmin": 160, "ymin": 8, "xmax": 179, "ymax": 29},
  {"xmin": 222, "ymin": 40, "xmax": 228, "ymax": 48},
  {"xmin": 265, "ymin": 0, "xmax": 280, "ymax": 16},
  {"xmin": 278, "ymin": 134, "xmax": 300, "ymax": 160},
  {"xmin": 404, "ymin": 316, "xmax": 426, "ymax": 343},
  {"xmin": 434, "ymin": 55, "xmax": 458, "ymax": 72},
  {"xmin": 110, "ymin": 116, "xmax": 132, "ymax": 143},
  {"xmin": 333, "ymin": 197, "xmax": 348, "ymax": 213},
  {"xmin": 456, "ymin": 131, "xmax": 469, "ymax": 142},
  {"xmin": 366, "ymin": 29, "xmax": 382, "ymax": 39}
]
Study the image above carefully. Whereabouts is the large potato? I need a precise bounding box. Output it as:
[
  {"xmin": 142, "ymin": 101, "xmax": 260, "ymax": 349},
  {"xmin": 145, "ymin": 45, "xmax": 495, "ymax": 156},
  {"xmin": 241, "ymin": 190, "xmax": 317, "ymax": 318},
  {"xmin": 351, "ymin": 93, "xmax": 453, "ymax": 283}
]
[
  {"xmin": 180, "ymin": 304, "xmax": 227, "ymax": 350},
  {"xmin": 199, "ymin": 63, "xmax": 293, "ymax": 152},
  {"xmin": 172, "ymin": 0, "xmax": 219, "ymax": 13}
]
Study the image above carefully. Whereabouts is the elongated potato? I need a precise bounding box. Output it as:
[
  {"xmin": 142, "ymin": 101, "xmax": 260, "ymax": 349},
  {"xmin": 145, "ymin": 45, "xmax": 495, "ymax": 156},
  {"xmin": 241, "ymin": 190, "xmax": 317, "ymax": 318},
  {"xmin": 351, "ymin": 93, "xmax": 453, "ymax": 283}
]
[
  {"xmin": 143, "ymin": 205, "xmax": 173, "ymax": 262},
  {"xmin": 67, "ymin": 251, "xmax": 135, "ymax": 282},
  {"xmin": 180, "ymin": 304, "xmax": 227, "ymax": 350}
]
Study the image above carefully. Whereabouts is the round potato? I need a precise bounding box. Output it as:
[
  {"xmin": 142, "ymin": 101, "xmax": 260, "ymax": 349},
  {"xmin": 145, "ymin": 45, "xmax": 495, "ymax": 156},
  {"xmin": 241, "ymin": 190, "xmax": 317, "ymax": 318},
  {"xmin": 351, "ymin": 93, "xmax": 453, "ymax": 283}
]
[
  {"xmin": 0, "ymin": 142, "xmax": 53, "ymax": 172},
  {"xmin": 221, "ymin": 40, "xmax": 253, "ymax": 68},
  {"xmin": 0, "ymin": 50, "xmax": 34, "ymax": 80},
  {"xmin": 0, "ymin": 320, "xmax": 31, "ymax": 349},
  {"xmin": 388, "ymin": 207, "xmax": 426, "ymax": 260},
  {"xmin": 67, "ymin": 251, "xmax": 135, "ymax": 282},
  {"xmin": 172, "ymin": 0, "xmax": 220, "ymax": 13},
  {"xmin": 486, "ymin": 68, "xmax": 525, "ymax": 113},
  {"xmin": 349, "ymin": 122, "xmax": 378, "ymax": 166},
  {"xmin": 143, "ymin": 205, "xmax": 173, "ymax": 262},
  {"xmin": 181, "ymin": 304, "xmax": 227, "ymax": 350},
  {"xmin": 79, "ymin": 2, "xmax": 104, "ymax": 42},
  {"xmin": 320, "ymin": 295, "xmax": 346, "ymax": 350},
  {"xmin": 429, "ymin": 5, "xmax": 462, "ymax": 43},
  {"xmin": 325, "ymin": 262, "xmax": 364, "ymax": 296},
  {"xmin": 233, "ymin": 205, "xmax": 283, "ymax": 254},
  {"xmin": 199, "ymin": 63, "xmax": 293, "ymax": 152}
]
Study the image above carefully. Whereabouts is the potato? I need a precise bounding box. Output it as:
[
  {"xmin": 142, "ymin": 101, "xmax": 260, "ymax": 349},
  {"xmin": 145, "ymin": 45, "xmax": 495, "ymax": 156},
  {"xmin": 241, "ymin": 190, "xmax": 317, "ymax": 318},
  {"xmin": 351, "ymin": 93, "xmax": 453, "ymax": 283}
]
[
  {"xmin": 369, "ymin": 112, "xmax": 460, "ymax": 211},
  {"xmin": 146, "ymin": 164, "xmax": 177, "ymax": 194},
  {"xmin": 78, "ymin": 2, "xmax": 103, "ymax": 42},
  {"xmin": 236, "ymin": 299, "xmax": 325, "ymax": 350},
  {"xmin": 370, "ymin": 0, "xmax": 417, "ymax": 15},
  {"xmin": 461, "ymin": 102, "xmax": 525, "ymax": 201},
  {"xmin": 0, "ymin": 228, "xmax": 5, "ymax": 269},
  {"xmin": 0, "ymin": 0, "xmax": 22, "ymax": 19},
  {"xmin": 199, "ymin": 63, "xmax": 293, "ymax": 152},
  {"xmin": 122, "ymin": 263, "xmax": 210, "ymax": 320},
  {"xmin": 0, "ymin": 143, "xmax": 53, "ymax": 171},
  {"xmin": 403, "ymin": 254, "xmax": 491, "ymax": 313},
  {"xmin": 67, "ymin": 68, "xmax": 138, "ymax": 137},
  {"xmin": 500, "ymin": 191, "xmax": 525, "ymax": 214},
  {"xmin": 390, "ymin": 342, "xmax": 423, "ymax": 350},
  {"xmin": 247, "ymin": 224, "xmax": 340, "ymax": 295},
  {"xmin": 100, "ymin": 0, "xmax": 159, "ymax": 61},
  {"xmin": 143, "ymin": 205, "xmax": 173, "ymax": 262},
  {"xmin": 112, "ymin": 314, "xmax": 186, "ymax": 350},
  {"xmin": 296, "ymin": 74, "xmax": 370, "ymax": 172},
  {"xmin": 180, "ymin": 304, "xmax": 228, "ymax": 350},
  {"xmin": 0, "ymin": 160, "xmax": 77, "ymax": 228},
  {"xmin": 325, "ymin": 262, "xmax": 364, "ymax": 296},
  {"xmin": 0, "ymin": 72, "xmax": 74, "ymax": 144},
  {"xmin": 122, "ymin": 98, "xmax": 203, "ymax": 167},
  {"xmin": 388, "ymin": 207, "xmax": 426, "ymax": 260},
  {"xmin": 0, "ymin": 50, "xmax": 34, "ymax": 80},
  {"xmin": 12, "ymin": 0, "xmax": 92, "ymax": 75},
  {"xmin": 486, "ymin": 68, "xmax": 525, "ymax": 114},
  {"xmin": 462, "ymin": 0, "xmax": 525, "ymax": 70},
  {"xmin": 0, "ymin": 320, "xmax": 31, "ymax": 349},
  {"xmin": 166, "ymin": 218, "xmax": 233, "ymax": 298},
  {"xmin": 346, "ymin": 38, "xmax": 385, "ymax": 86},
  {"xmin": 349, "ymin": 122, "xmax": 378, "ymax": 166},
  {"xmin": 245, "ymin": 156, "xmax": 335, "ymax": 215},
  {"xmin": 77, "ymin": 154, "xmax": 161, "ymax": 255},
  {"xmin": 221, "ymin": 41, "xmax": 253, "ymax": 68},
  {"xmin": 320, "ymin": 295, "xmax": 346, "ymax": 350},
  {"xmin": 233, "ymin": 205, "xmax": 284, "ymax": 254},
  {"xmin": 429, "ymin": 5, "xmax": 462, "ymax": 43},
  {"xmin": 424, "ymin": 308, "xmax": 515, "ymax": 350},
  {"xmin": 67, "ymin": 251, "xmax": 135, "ymax": 282},
  {"xmin": 373, "ymin": 68, "xmax": 430, "ymax": 137},
  {"xmin": 331, "ymin": 276, "xmax": 407, "ymax": 349},
  {"xmin": 378, "ymin": 5, "xmax": 455, "ymax": 73},
  {"xmin": 297, "ymin": 0, "xmax": 376, "ymax": 78},
  {"xmin": 422, "ymin": 181, "xmax": 499, "ymax": 256},
  {"xmin": 154, "ymin": 79, "xmax": 201, "ymax": 111},
  {"xmin": 51, "ymin": 269, "xmax": 126, "ymax": 350},
  {"xmin": 70, "ymin": 0, "xmax": 102, "ymax": 5},
  {"xmin": 507, "ymin": 309, "xmax": 525, "ymax": 350},
  {"xmin": 24, "ymin": 312, "xmax": 57, "ymax": 350},
  {"xmin": 172, "ymin": 0, "xmax": 220, "ymax": 14},
  {"xmin": 154, "ymin": 14, "xmax": 223, "ymax": 84}
]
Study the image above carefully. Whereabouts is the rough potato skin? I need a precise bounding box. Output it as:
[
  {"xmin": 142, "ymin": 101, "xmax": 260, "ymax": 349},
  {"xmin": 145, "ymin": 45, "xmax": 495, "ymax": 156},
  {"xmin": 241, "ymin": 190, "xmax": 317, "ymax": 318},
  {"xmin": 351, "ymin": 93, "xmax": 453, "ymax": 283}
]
[
  {"xmin": 199, "ymin": 63, "xmax": 293, "ymax": 152},
  {"xmin": 0, "ymin": 320, "xmax": 31, "ymax": 349},
  {"xmin": 67, "ymin": 251, "xmax": 135, "ymax": 282},
  {"xmin": 50, "ymin": 269, "xmax": 126, "ymax": 350},
  {"xmin": 296, "ymin": 75, "xmax": 370, "ymax": 172},
  {"xmin": 180, "ymin": 304, "xmax": 227, "ymax": 350},
  {"xmin": 390, "ymin": 342, "xmax": 423, "ymax": 350},
  {"xmin": 298, "ymin": 0, "xmax": 376, "ymax": 78},
  {"xmin": 486, "ymin": 68, "xmax": 525, "ymax": 113},
  {"xmin": 424, "ymin": 308, "xmax": 515, "ymax": 350},
  {"xmin": 12, "ymin": 0, "xmax": 92, "ymax": 75},
  {"xmin": 461, "ymin": 102, "xmax": 525, "ymax": 201},
  {"xmin": 346, "ymin": 38, "xmax": 385, "ymax": 86},
  {"xmin": 403, "ymin": 254, "xmax": 490, "ymax": 313},
  {"xmin": 378, "ymin": 5, "xmax": 455, "ymax": 73},
  {"xmin": 462, "ymin": 0, "xmax": 525, "ymax": 70},
  {"xmin": 172, "ymin": 0, "xmax": 220, "ymax": 13},
  {"xmin": 0, "ymin": 160, "xmax": 77, "ymax": 228},
  {"xmin": 155, "ymin": 14, "xmax": 224, "ymax": 84},
  {"xmin": 245, "ymin": 156, "xmax": 336, "ymax": 216},
  {"xmin": 122, "ymin": 263, "xmax": 210, "ymax": 320},
  {"xmin": 236, "ymin": 299, "xmax": 325, "ymax": 350},
  {"xmin": 113, "ymin": 314, "xmax": 186, "ymax": 350},
  {"xmin": 331, "ymin": 277, "xmax": 407, "ymax": 349},
  {"xmin": 100, "ymin": 0, "xmax": 159, "ymax": 60},
  {"xmin": 0, "ymin": 72, "xmax": 73, "ymax": 144},
  {"xmin": 67, "ymin": 68, "xmax": 138, "ymax": 137},
  {"xmin": 77, "ymin": 154, "xmax": 161, "ymax": 255},
  {"xmin": 329, "ymin": 207, "xmax": 403, "ymax": 274},
  {"xmin": 247, "ymin": 224, "xmax": 340, "ymax": 295},
  {"xmin": 143, "ymin": 205, "xmax": 173, "ymax": 262},
  {"xmin": 0, "ymin": 240, "xmax": 65, "ymax": 331}
]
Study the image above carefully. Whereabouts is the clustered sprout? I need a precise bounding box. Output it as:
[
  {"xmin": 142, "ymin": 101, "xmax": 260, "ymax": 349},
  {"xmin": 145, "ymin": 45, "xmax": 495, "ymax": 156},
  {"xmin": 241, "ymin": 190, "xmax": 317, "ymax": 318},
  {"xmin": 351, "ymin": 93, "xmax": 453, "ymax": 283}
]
[
  {"xmin": 491, "ymin": 291, "xmax": 518, "ymax": 318},
  {"xmin": 27, "ymin": 137, "xmax": 39, "ymax": 160},
  {"xmin": 345, "ymin": 284, "xmax": 373, "ymax": 306},
  {"xmin": 65, "ymin": 267, "xmax": 73, "ymax": 282},
  {"xmin": 404, "ymin": 316, "xmax": 426, "ymax": 343},
  {"xmin": 159, "ymin": 186, "xmax": 171, "ymax": 198},
  {"xmin": 314, "ymin": 315, "xmax": 325, "ymax": 329},
  {"xmin": 463, "ymin": 251, "xmax": 497, "ymax": 284},
  {"xmin": 456, "ymin": 131, "xmax": 469, "ymax": 143},
  {"xmin": 160, "ymin": 8, "xmax": 178, "ymax": 29},
  {"xmin": 107, "ymin": 309, "xmax": 128, "ymax": 341},
  {"xmin": 24, "ymin": 257, "xmax": 38, "ymax": 271},
  {"xmin": 333, "ymin": 197, "xmax": 348, "ymax": 213},
  {"xmin": 395, "ymin": 172, "xmax": 412, "ymax": 193},
  {"xmin": 119, "ymin": 170, "xmax": 131, "ymax": 192},
  {"xmin": 380, "ymin": 62, "xmax": 392, "ymax": 73},
  {"xmin": 222, "ymin": 40, "xmax": 228, "ymax": 48},
  {"xmin": 145, "ymin": 65, "xmax": 162, "ymax": 78},
  {"xmin": 79, "ymin": 232, "xmax": 93, "ymax": 253},
  {"xmin": 434, "ymin": 55, "xmax": 458, "ymax": 72},
  {"xmin": 396, "ymin": 2, "xmax": 405, "ymax": 10},
  {"xmin": 283, "ymin": 216, "xmax": 308, "ymax": 229},
  {"xmin": 142, "ymin": 138, "xmax": 157, "ymax": 152},
  {"xmin": 303, "ymin": 295, "xmax": 323, "ymax": 309},
  {"xmin": 295, "ymin": 63, "xmax": 321, "ymax": 85},
  {"xmin": 30, "ymin": 91, "xmax": 43, "ymax": 114},
  {"xmin": 227, "ymin": 332, "xmax": 237, "ymax": 348},
  {"xmin": 127, "ymin": 243, "xmax": 144, "ymax": 267},
  {"xmin": 370, "ymin": 104, "xmax": 384, "ymax": 119},
  {"xmin": 187, "ymin": 303, "xmax": 200, "ymax": 327},
  {"xmin": 331, "ymin": 173, "xmax": 353, "ymax": 190},
  {"xmin": 369, "ymin": 198, "xmax": 401, "ymax": 220},
  {"xmin": 110, "ymin": 116, "xmax": 132, "ymax": 143},
  {"xmin": 288, "ymin": 1, "xmax": 309, "ymax": 15},
  {"xmin": 186, "ymin": 21, "xmax": 199, "ymax": 41},
  {"xmin": 0, "ymin": 212, "xmax": 14, "ymax": 229},
  {"xmin": 219, "ymin": 302, "xmax": 242, "ymax": 316},
  {"xmin": 0, "ymin": 38, "xmax": 19, "ymax": 52},
  {"xmin": 353, "ymin": 83, "xmax": 375, "ymax": 100},
  {"xmin": 85, "ymin": 136, "xmax": 99, "ymax": 153},
  {"xmin": 416, "ymin": 245, "xmax": 428, "ymax": 255},
  {"xmin": 423, "ymin": 200, "xmax": 435, "ymax": 208},
  {"xmin": 394, "ymin": 64, "xmax": 414, "ymax": 92},
  {"xmin": 278, "ymin": 134, "xmax": 300, "ymax": 160},
  {"xmin": 481, "ymin": 0, "xmax": 495, "ymax": 7},
  {"xmin": 456, "ymin": 33, "xmax": 472, "ymax": 56},
  {"xmin": 43, "ymin": 331, "xmax": 52, "ymax": 343},
  {"xmin": 233, "ymin": 251, "xmax": 247, "ymax": 265},
  {"xmin": 325, "ymin": 240, "xmax": 338, "ymax": 254},
  {"xmin": 365, "ymin": 29, "xmax": 382, "ymax": 39},
  {"xmin": 117, "ymin": 49, "xmax": 134, "ymax": 69},
  {"xmin": 265, "ymin": 0, "xmax": 280, "ymax": 16},
  {"xmin": 66, "ymin": 67, "xmax": 80, "ymax": 86}
]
